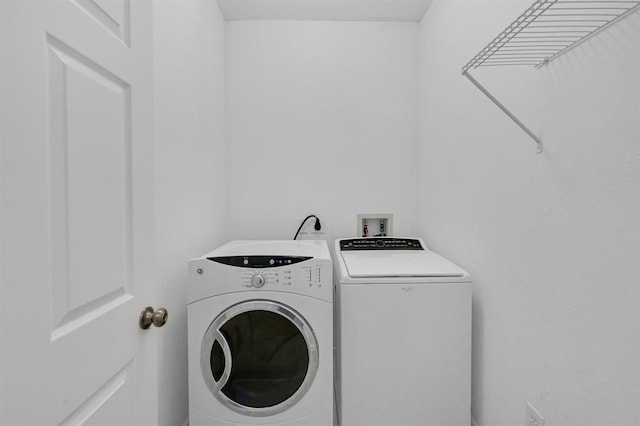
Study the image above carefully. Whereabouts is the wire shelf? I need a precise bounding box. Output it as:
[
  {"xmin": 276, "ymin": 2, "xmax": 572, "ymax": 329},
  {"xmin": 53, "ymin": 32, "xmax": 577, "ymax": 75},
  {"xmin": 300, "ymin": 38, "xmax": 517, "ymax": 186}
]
[
  {"xmin": 463, "ymin": 0, "xmax": 640, "ymax": 71},
  {"xmin": 460, "ymin": 0, "xmax": 639, "ymax": 153}
]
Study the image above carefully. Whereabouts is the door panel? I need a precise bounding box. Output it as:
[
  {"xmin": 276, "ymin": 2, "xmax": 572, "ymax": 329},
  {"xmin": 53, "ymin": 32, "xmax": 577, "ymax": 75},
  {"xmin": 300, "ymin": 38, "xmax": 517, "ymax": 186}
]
[
  {"xmin": 0, "ymin": 0, "xmax": 156, "ymax": 423},
  {"xmin": 48, "ymin": 34, "xmax": 134, "ymax": 337},
  {"xmin": 72, "ymin": 0, "xmax": 131, "ymax": 46},
  {"xmin": 58, "ymin": 362, "xmax": 135, "ymax": 425}
]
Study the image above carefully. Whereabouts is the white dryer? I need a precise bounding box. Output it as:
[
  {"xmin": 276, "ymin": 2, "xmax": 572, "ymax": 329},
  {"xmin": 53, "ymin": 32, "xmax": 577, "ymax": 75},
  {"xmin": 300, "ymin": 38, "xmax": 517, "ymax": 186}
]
[
  {"xmin": 188, "ymin": 240, "xmax": 333, "ymax": 426},
  {"xmin": 334, "ymin": 237, "xmax": 472, "ymax": 426}
]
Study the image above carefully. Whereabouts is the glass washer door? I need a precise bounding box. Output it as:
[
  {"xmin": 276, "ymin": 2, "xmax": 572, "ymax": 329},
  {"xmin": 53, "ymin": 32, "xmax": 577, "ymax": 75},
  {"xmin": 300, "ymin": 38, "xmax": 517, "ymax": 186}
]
[{"xmin": 200, "ymin": 300, "xmax": 319, "ymax": 417}]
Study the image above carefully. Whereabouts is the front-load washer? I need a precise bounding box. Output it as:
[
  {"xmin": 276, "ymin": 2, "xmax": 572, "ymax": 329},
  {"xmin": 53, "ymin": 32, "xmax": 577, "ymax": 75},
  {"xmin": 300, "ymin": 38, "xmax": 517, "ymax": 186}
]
[
  {"xmin": 188, "ymin": 240, "xmax": 333, "ymax": 426},
  {"xmin": 334, "ymin": 237, "xmax": 472, "ymax": 426}
]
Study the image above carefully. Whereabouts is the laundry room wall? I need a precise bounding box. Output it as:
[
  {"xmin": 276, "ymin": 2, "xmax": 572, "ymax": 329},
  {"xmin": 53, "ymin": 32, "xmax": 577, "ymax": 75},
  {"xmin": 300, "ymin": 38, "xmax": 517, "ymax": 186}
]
[
  {"xmin": 153, "ymin": 1, "xmax": 227, "ymax": 424},
  {"xmin": 417, "ymin": 1, "xmax": 640, "ymax": 425},
  {"xmin": 225, "ymin": 21, "xmax": 420, "ymax": 244}
]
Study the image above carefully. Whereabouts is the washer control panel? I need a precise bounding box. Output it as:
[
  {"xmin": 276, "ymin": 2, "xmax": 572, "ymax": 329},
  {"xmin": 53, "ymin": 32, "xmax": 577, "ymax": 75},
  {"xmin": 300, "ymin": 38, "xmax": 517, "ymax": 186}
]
[{"xmin": 340, "ymin": 238, "xmax": 423, "ymax": 251}]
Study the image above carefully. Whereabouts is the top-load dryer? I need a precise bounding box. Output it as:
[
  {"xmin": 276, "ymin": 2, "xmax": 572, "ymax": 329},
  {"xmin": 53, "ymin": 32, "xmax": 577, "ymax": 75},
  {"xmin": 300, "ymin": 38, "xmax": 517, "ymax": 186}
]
[
  {"xmin": 334, "ymin": 237, "xmax": 472, "ymax": 426},
  {"xmin": 188, "ymin": 240, "xmax": 333, "ymax": 426}
]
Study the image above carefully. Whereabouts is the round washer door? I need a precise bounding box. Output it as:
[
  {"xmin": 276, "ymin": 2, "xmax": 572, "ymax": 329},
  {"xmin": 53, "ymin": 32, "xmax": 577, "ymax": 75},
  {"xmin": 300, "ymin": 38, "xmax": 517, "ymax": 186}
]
[{"xmin": 200, "ymin": 300, "xmax": 319, "ymax": 417}]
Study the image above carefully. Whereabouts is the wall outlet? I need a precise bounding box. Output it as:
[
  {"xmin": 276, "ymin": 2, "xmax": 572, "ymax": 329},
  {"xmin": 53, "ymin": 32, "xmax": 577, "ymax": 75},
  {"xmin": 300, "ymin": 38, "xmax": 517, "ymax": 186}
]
[
  {"xmin": 357, "ymin": 214, "xmax": 393, "ymax": 237},
  {"xmin": 526, "ymin": 402, "xmax": 545, "ymax": 426}
]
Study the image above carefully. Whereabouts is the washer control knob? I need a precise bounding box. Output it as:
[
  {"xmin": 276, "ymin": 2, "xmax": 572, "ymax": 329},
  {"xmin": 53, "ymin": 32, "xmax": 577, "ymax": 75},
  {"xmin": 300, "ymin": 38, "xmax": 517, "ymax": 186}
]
[{"xmin": 251, "ymin": 274, "xmax": 266, "ymax": 288}]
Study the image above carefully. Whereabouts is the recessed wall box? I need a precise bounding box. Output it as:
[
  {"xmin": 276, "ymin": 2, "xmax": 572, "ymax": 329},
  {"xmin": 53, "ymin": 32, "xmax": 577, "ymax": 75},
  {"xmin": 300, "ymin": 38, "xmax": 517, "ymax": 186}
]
[{"xmin": 357, "ymin": 214, "xmax": 393, "ymax": 237}]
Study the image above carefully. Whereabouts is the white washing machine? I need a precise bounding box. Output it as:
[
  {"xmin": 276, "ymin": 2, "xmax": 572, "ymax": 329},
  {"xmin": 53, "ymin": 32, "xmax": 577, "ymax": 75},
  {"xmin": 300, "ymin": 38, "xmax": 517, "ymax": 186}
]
[
  {"xmin": 188, "ymin": 240, "xmax": 333, "ymax": 426},
  {"xmin": 334, "ymin": 237, "xmax": 472, "ymax": 426}
]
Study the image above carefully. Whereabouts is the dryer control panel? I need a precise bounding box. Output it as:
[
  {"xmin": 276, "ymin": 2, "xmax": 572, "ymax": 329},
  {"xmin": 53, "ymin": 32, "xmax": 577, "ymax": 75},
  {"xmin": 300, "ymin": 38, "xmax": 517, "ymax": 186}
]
[
  {"xmin": 188, "ymin": 240, "xmax": 332, "ymax": 303},
  {"xmin": 236, "ymin": 264, "xmax": 323, "ymax": 289},
  {"xmin": 188, "ymin": 254, "xmax": 331, "ymax": 302},
  {"xmin": 208, "ymin": 255, "xmax": 312, "ymax": 268},
  {"xmin": 207, "ymin": 256, "xmax": 323, "ymax": 289}
]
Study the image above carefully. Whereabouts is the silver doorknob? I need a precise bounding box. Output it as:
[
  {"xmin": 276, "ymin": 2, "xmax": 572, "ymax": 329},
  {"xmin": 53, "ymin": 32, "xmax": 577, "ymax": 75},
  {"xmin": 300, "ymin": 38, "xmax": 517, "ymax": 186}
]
[{"xmin": 139, "ymin": 307, "xmax": 168, "ymax": 329}]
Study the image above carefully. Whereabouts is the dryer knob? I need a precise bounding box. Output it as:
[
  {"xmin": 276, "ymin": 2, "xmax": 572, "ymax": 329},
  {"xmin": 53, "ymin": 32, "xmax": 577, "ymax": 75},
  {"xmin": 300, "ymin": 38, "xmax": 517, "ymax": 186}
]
[{"xmin": 251, "ymin": 274, "xmax": 266, "ymax": 288}]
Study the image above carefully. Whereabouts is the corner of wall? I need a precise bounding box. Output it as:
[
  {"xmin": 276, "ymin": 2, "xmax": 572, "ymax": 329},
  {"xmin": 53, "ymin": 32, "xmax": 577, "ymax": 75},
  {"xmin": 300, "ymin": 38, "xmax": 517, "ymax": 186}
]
[{"xmin": 153, "ymin": 0, "xmax": 228, "ymax": 424}]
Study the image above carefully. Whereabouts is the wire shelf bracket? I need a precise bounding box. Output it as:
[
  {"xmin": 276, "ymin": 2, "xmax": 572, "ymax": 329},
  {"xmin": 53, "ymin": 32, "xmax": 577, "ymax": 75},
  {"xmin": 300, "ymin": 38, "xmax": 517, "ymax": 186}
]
[
  {"xmin": 461, "ymin": 0, "xmax": 640, "ymax": 154},
  {"xmin": 462, "ymin": 70, "xmax": 543, "ymax": 153}
]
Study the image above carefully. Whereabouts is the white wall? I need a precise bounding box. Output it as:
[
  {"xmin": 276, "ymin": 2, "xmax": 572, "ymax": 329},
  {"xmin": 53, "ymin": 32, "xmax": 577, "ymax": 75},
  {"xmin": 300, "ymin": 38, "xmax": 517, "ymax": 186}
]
[
  {"xmin": 151, "ymin": 3, "xmax": 640, "ymax": 423},
  {"xmin": 226, "ymin": 21, "xmax": 420, "ymax": 244},
  {"xmin": 418, "ymin": 1, "xmax": 640, "ymax": 425},
  {"xmin": 153, "ymin": 1, "xmax": 227, "ymax": 424}
]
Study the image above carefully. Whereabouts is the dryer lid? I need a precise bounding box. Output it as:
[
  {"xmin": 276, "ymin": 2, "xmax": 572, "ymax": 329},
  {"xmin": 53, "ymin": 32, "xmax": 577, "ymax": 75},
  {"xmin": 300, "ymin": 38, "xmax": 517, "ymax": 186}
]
[{"xmin": 341, "ymin": 250, "xmax": 466, "ymax": 278}]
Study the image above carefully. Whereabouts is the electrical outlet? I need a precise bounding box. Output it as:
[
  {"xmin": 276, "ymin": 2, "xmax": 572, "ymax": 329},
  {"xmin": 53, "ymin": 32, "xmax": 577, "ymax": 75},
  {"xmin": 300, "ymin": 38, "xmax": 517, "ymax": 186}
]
[{"xmin": 526, "ymin": 402, "xmax": 545, "ymax": 426}]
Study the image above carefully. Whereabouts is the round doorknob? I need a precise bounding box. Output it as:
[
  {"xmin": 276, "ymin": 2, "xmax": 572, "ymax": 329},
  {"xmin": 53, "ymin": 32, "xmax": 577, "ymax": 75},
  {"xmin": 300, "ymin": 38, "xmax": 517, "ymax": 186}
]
[{"xmin": 139, "ymin": 307, "xmax": 168, "ymax": 329}]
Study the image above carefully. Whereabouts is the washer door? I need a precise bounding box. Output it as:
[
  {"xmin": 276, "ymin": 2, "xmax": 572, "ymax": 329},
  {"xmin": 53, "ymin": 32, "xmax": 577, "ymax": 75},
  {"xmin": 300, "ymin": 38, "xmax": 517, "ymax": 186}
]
[{"xmin": 200, "ymin": 300, "xmax": 319, "ymax": 417}]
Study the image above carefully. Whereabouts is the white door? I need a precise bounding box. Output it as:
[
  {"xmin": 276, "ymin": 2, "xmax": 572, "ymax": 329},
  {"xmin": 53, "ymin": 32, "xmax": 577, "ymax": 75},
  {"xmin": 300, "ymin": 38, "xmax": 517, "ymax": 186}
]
[{"xmin": 0, "ymin": 0, "xmax": 159, "ymax": 424}]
